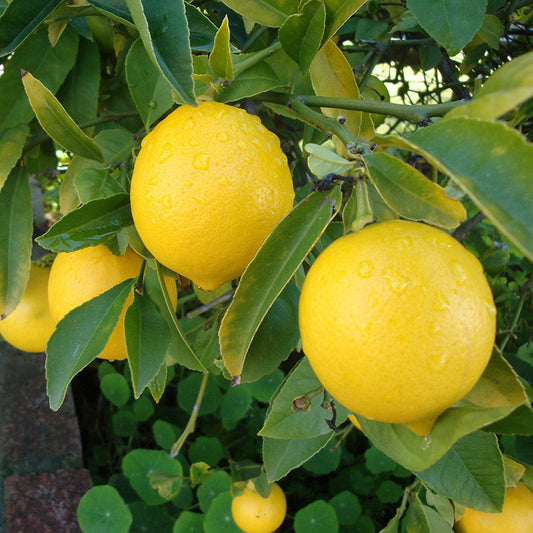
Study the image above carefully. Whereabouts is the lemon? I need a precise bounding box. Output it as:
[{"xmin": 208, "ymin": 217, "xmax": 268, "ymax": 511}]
[
  {"xmin": 231, "ymin": 481, "xmax": 287, "ymax": 533},
  {"xmin": 0, "ymin": 263, "xmax": 55, "ymax": 353},
  {"xmin": 455, "ymin": 482, "xmax": 533, "ymax": 532},
  {"xmin": 130, "ymin": 101, "xmax": 295, "ymax": 291},
  {"xmin": 48, "ymin": 245, "xmax": 177, "ymax": 361},
  {"xmin": 298, "ymin": 220, "xmax": 496, "ymax": 436}
]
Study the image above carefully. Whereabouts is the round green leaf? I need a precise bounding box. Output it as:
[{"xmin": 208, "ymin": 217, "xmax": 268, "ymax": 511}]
[
  {"xmin": 77, "ymin": 485, "xmax": 132, "ymax": 533},
  {"xmin": 173, "ymin": 510, "xmax": 203, "ymax": 533},
  {"xmin": 202, "ymin": 491, "xmax": 241, "ymax": 533},
  {"xmin": 197, "ymin": 470, "xmax": 232, "ymax": 513},
  {"xmin": 220, "ymin": 386, "xmax": 252, "ymax": 428},
  {"xmin": 153, "ymin": 419, "xmax": 179, "ymax": 451},
  {"xmin": 375, "ymin": 480, "xmax": 404, "ymax": 504},
  {"xmin": 97, "ymin": 360, "xmax": 116, "ymax": 381},
  {"xmin": 133, "ymin": 395, "xmax": 155, "ymax": 422},
  {"xmin": 188, "ymin": 436, "xmax": 224, "ymax": 467},
  {"xmin": 294, "ymin": 500, "xmax": 339, "ymax": 533},
  {"xmin": 128, "ymin": 501, "xmax": 173, "ymax": 533},
  {"xmin": 172, "ymin": 484, "xmax": 194, "ymax": 510},
  {"xmin": 101, "ymin": 373, "xmax": 131, "ymax": 407},
  {"xmin": 353, "ymin": 515, "xmax": 376, "ymax": 533},
  {"xmin": 112, "ymin": 410, "xmax": 137, "ymax": 438},
  {"xmin": 243, "ymin": 369, "xmax": 284, "ymax": 403},
  {"xmin": 303, "ymin": 442, "xmax": 341, "ymax": 475},
  {"xmin": 329, "ymin": 491, "xmax": 362, "ymax": 526},
  {"xmin": 364, "ymin": 446, "xmax": 398, "ymax": 475},
  {"xmin": 177, "ymin": 373, "xmax": 222, "ymax": 416}
]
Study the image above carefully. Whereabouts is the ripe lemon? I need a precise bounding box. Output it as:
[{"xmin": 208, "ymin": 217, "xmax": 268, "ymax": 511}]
[
  {"xmin": 0, "ymin": 263, "xmax": 55, "ymax": 353},
  {"xmin": 48, "ymin": 245, "xmax": 177, "ymax": 361},
  {"xmin": 298, "ymin": 220, "xmax": 496, "ymax": 436},
  {"xmin": 455, "ymin": 482, "xmax": 533, "ymax": 532},
  {"xmin": 130, "ymin": 101, "xmax": 295, "ymax": 291},
  {"xmin": 231, "ymin": 481, "xmax": 287, "ymax": 533}
]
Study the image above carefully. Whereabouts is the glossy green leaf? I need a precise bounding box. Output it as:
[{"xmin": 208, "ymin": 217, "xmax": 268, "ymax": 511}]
[
  {"xmin": 37, "ymin": 193, "xmax": 133, "ymax": 252},
  {"xmin": 209, "ymin": 16, "xmax": 233, "ymax": 80},
  {"xmin": 0, "ymin": 125, "xmax": 28, "ymax": 191},
  {"xmin": 74, "ymin": 167, "xmax": 125, "ymax": 203},
  {"xmin": 125, "ymin": 0, "xmax": 196, "ymax": 106},
  {"xmin": 59, "ymin": 156, "xmax": 100, "ymax": 214},
  {"xmin": 406, "ymin": 0, "xmax": 487, "ymax": 52},
  {"xmin": 220, "ymin": 188, "xmax": 342, "ymax": 379},
  {"xmin": 22, "ymin": 71, "xmax": 104, "ymax": 162},
  {"xmin": 322, "ymin": 0, "xmax": 369, "ymax": 43},
  {"xmin": 364, "ymin": 152, "xmax": 467, "ymax": 229},
  {"xmin": 305, "ymin": 142, "xmax": 355, "ymax": 178},
  {"xmin": 125, "ymin": 291, "xmax": 170, "ymax": 399},
  {"xmin": 0, "ymin": 0, "xmax": 62, "ymax": 56},
  {"xmin": 122, "ymin": 449, "xmax": 183, "ymax": 505},
  {"xmin": 0, "ymin": 167, "xmax": 32, "ymax": 317},
  {"xmin": 219, "ymin": 0, "xmax": 298, "ymax": 27},
  {"xmin": 88, "ymin": 0, "xmax": 135, "ymax": 27},
  {"xmin": 148, "ymin": 363, "xmax": 167, "ymax": 403},
  {"xmin": 279, "ymin": 1, "xmax": 326, "ymax": 73},
  {"xmin": 94, "ymin": 129, "xmax": 137, "ymax": 167},
  {"xmin": 405, "ymin": 495, "xmax": 453, "ymax": 533},
  {"xmin": 259, "ymin": 357, "xmax": 349, "ymax": 439},
  {"xmin": 447, "ymin": 50, "xmax": 533, "ymax": 120},
  {"xmin": 0, "ymin": 25, "xmax": 79, "ymax": 131},
  {"xmin": 125, "ymin": 38, "xmax": 174, "ymax": 129},
  {"xmin": 215, "ymin": 60, "xmax": 281, "ymax": 103},
  {"xmin": 263, "ymin": 432, "xmax": 334, "ymax": 482},
  {"xmin": 415, "ymin": 431, "xmax": 505, "ymax": 512},
  {"xmin": 101, "ymin": 373, "xmax": 131, "ymax": 407},
  {"xmin": 357, "ymin": 350, "xmax": 528, "ymax": 471},
  {"xmin": 294, "ymin": 500, "xmax": 339, "ymax": 533},
  {"xmin": 77, "ymin": 485, "xmax": 132, "ymax": 533},
  {"xmin": 46, "ymin": 279, "xmax": 134, "ymax": 410},
  {"xmin": 55, "ymin": 37, "xmax": 100, "ymax": 125},
  {"xmin": 240, "ymin": 282, "xmax": 300, "ymax": 383},
  {"xmin": 478, "ymin": 14, "xmax": 504, "ymax": 49},
  {"xmin": 186, "ymin": 3, "xmax": 222, "ymax": 52},
  {"xmin": 146, "ymin": 261, "xmax": 206, "ymax": 372}
]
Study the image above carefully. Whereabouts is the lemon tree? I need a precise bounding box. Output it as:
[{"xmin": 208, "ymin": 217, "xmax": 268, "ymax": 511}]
[{"xmin": 0, "ymin": 1, "xmax": 532, "ymax": 532}]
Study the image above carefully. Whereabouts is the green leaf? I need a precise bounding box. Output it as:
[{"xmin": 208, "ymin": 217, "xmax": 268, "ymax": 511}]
[
  {"xmin": 0, "ymin": 0, "xmax": 62, "ymax": 56},
  {"xmin": 209, "ymin": 16, "xmax": 233, "ymax": 80},
  {"xmin": 189, "ymin": 436, "xmax": 224, "ymax": 467},
  {"xmin": 186, "ymin": 3, "xmax": 222, "ymax": 52},
  {"xmin": 125, "ymin": 0, "xmax": 196, "ymax": 106},
  {"xmin": 197, "ymin": 471, "xmax": 232, "ymax": 512},
  {"xmin": 477, "ymin": 14, "xmax": 504, "ymax": 49},
  {"xmin": 74, "ymin": 167, "xmax": 125, "ymax": 203},
  {"xmin": 77, "ymin": 485, "xmax": 132, "ymax": 533},
  {"xmin": 148, "ymin": 363, "xmax": 167, "ymax": 403},
  {"xmin": 279, "ymin": 0, "xmax": 326, "ymax": 73},
  {"xmin": 294, "ymin": 500, "xmax": 339, "ymax": 533},
  {"xmin": 122, "ymin": 449, "xmax": 183, "ymax": 505},
  {"xmin": 240, "ymin": 282, "xmax": 300, "ymax": 383},
  {"xmin": 94, "ymin": 129, "xmax": 137, "ymax": 167},
  {"xmin": 55, "ymin": 37, "xmax": 100, "ymax": 125},
  {"xmin": 46, "ymin": 279, "xmax": 134, "ymax": 410},
  {"xmin": 0, "ymin": 25, "xmax": 79, "ymax": 131},
  {"xmin": 125, "ymin": 38, "xmax": 174, "ymax": 129},
  {"xmin": 203, "ymin": 492, "xmax": 241, "ymax": 533},
  {"xmin": 263, "ymin": 432, "xmax": 334, "ymax": 482},
  {"xmin": 37, "ymin": 193, "xmax": 133, "ymax": 252},
  {"xmin": 447, "ymin": 50, "xmax": 533, "ymax": 120},
  {"xmin": 215, "ymin": 60, "xmax": 281, "ymax": 103},
  {"xmin": 0, "ymin": 167, "xmax": 32, "ymax": 318},
  {"xmin": 364, "ymin": 152, "xmax": 467, "ymax": 230},
  {"xmin": 405, "ymin": 495, "xmax": 453, "ymax": 533},
  {"xmin": 305, "ymin": 142, "xmax": 356, "ymax": 178},
  {"xmin": 177, "ymin": 373, "xmax": 222, "ymax": 416},
  {"xmin": 125, "ymin": 291, "xmax": 170, "ymax": 399},
  {"xmin": 403, "ymin": 118, "xmax": 533, "ymax": 263},
  {"xmin": 357, "ymin": 350, "xmax": 529, "ymax": 471},
  {"xmin": 322, "ymin": 0, "xmax": 369, "ymax": 44},
  {"xmin": 173, "ymin": 510, "xmax": 204, "ymax": 532},
  {"xmin": 220, "ymin": 189, "xmax": 342, "ymax": 379},
  {"xmin": 22, "ymin": 71, "xmax": 104, "ymax": 162},
  {"xmin": 329, "ymin": 491, "xmax": 362, "ymax": 525},
  {"xmin": 415, "ymin": 431, "xmax": 506, "ymax": 512},
  {"xmin": 406, "ymin": 0, "xmax": 487, "ymax": 52},
  {"xmin": 218, "ymin": 0, "xmax": 298, "ymax": 27},
  {"xmin": 220, "ymin": 386, "xmax": 253, "ymax": 428},
  {"xmin": 88, "ymin": 0, "xmax": 135, "ymax": 26},
  {"xmin": 259, "ymin": 357, "xmax": 349, "ymax": 439},
  {"xmin": 0, "ymin": 125, "xmax": 29, "ymax": 190},
  {"xmin": 100, "ymin": 373, "xmax": 131, "ymax": 407}
]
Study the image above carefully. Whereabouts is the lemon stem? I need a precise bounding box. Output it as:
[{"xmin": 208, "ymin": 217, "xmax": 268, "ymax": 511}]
[
  {"xmin": 233, "ymin": 41, "xmax": 282, "ymax": 77},
  {"xmin": 170, "ymin": 372, "xmax": 209, "ymax": 458}
]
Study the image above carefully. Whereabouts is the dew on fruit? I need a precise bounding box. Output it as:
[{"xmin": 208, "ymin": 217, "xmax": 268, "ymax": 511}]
[
  {"xmin": 394, "ymin": 236, "xmax": 412, "ymax": 251},
  {"xmin": 358, "ymin": 260, "xmax": 374, "ymax": 278},
  {"xmin": 383, "ymin": 267, "xmax": 409, "ymax": 294},
  {"xmin": 217, "ymin": 132, "xmax": 228, "ymax": 142},
  {"xmin": 432, "ymin": 290, "xmax": 451, "ymax": 311},
  {"xmin": 428, "ymin": 351, "xmax": 448, "ymax": 372},
  {"xmin": 237, "ymin": 140, "xmax": 247, "ymax": 150},
  {"xmin": 158, "ymin": 144, "xmax": 173, "ymax": 164},
  {"xmin": 184, "ymin": 119, "xmax": 195, "ymax": 130},
  {"xmin": 193, "ymin": 153, "xmax": 209, "ymax": 170},
  {"xmin": 162, "ymin": 195, "xmax": 172, "ymax": 209},
  {"xmin": 451, "ymin": 260, "xmax": 467, "ymax": 285}
]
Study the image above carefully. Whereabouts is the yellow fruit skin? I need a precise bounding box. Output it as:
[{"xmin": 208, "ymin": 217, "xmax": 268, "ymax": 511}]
[
  {"xmin": 231, "ymin": 482, "xmax": 287, "ymax": 533},
  {"xmin": 130, "ymin": 101, "xmax": 295, "ymax": 291},
  {"xmin": 455, "ymin": 483, "xmax": 533, "ymax": 533},
  {"xmin": 48, "ymin": 245, "xmax": 177, "ymax": 362},
  {"xmin": 0, "ymin": 264, "xmax": 55, "ymax": 353},
  {"xmin": 299, "ymin": 220, "xmax": 496, "ymax": 434}
]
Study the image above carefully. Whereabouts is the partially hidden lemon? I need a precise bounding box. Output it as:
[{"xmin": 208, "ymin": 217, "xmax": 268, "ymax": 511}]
[
  {"xmin": 48, "ymin": 245, "xmax": 177, "ymax": 361},
  {"xmin": 231, "ymin": 481, "xmax": 287, "ymax": 533},
  {"xmin": 0, "ymin": 263, "xmax": 55, "ymax": 353},
  {"xmin": 455, "ymin": 482, "xmax": 533, "ymax": 532},
  {"xmin": 130, "ymin": 101, "xmax": 295, "ymax": 291},
  {"xmin": 298, "ymin": 220, "xmax": 496, "ymax": 436}
]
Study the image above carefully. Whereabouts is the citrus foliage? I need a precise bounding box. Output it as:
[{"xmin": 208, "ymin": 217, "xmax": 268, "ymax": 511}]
[{"xmin": 0, "ymin": 1, "xmax": 532, "ymax": 532}]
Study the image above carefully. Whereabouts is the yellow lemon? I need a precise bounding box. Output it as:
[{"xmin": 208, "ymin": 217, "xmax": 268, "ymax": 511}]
[
  {"xmin": 0, "ymin": 263, "xmax": 55, "ymax": 353},
  {"xmin": 130, "ymin": 101, "xmax": 294, "ymax": 291},
  {"xmin": 298, "ymin": 220, "xmax": 496, "ymax": 436},
  {"xmin": 231, "ymin": 481, "xmax": 287, "ymax": 533},
  {"xmin": 48, "ymin": 245, "xmax": 177, "ymax": 361},
  {"xmin": 455, "ymin": 482, "xmax": 533, "ymax": 532}
]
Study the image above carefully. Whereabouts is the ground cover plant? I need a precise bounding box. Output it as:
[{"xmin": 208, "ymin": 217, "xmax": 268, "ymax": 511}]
[{"xmin": 1, "ymin": 0, "xmax": 533, "ymax": 531}]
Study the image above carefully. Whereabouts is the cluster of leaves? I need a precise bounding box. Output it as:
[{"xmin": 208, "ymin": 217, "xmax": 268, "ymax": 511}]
[{"xmin": 1, "ymin": 0, "xmax": 533, "ymax": 532}]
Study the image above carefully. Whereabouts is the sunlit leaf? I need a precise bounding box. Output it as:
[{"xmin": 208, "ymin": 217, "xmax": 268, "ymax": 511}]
[
  {"xmin": 218, "ymin": 0, "xmax": 298, "ymax": 27},
  {"xmin": 209, "ymin": 16, "xmax": 233, "ymax": 80}
]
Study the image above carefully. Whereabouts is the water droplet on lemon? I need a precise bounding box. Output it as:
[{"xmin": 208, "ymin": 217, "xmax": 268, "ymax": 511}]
[
  {"xmin": 358, "ymin": 260, "xmax": 374, "ymax": 278},
  {"xmin": 383, "ymin": 267, "xmax": 410, "ymax": 295},
  {"xmin": 193, "ymin": 153, "xmax": 209, "ymax": 170}
]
